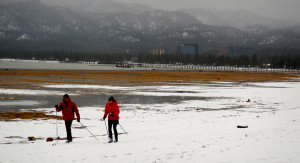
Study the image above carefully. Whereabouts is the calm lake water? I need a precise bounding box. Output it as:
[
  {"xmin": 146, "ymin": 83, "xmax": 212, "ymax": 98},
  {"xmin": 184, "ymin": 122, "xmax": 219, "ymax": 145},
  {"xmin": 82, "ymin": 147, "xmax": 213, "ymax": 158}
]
[{"xmin": 0, "ymin": 59, "xmax": 216, "ymax": 112}]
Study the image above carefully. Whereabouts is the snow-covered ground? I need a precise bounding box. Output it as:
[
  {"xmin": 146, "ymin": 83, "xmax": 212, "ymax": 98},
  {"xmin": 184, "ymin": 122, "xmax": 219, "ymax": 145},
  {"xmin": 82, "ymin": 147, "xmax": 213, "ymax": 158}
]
[{"xmin": 1, "ymin": 81, "xmax": 300, "ymax": 162}]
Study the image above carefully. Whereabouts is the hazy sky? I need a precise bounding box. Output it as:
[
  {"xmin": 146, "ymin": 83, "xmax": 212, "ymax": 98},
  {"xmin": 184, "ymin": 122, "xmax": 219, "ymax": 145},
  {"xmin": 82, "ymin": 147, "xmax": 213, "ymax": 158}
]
[{"xmin": 114, "ymin": 0, "xmax": 300, "ymax": 21}]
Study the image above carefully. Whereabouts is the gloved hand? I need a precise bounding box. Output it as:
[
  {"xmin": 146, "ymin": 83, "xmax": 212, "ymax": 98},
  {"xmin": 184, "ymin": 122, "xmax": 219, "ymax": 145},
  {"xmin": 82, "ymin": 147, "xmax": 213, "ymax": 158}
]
[
  {"xmin": 110, "ymin": 113, "xmax": 114, "ymax": 116},
  {"xmin": 77, "ymin": 119, "xmax": 80, "ymax": 122},
  {"xmin": 55, "ymin": 104, "xmax": 58, "ymax": 108},
  {"xmin": 103, "ymin": 116, "xmax": 106, "ymax": 120}
]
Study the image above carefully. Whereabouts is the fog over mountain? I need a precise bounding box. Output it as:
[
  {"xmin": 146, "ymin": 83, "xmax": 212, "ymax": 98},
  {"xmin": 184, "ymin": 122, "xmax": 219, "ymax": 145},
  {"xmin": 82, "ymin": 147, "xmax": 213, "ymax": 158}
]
[
  {"xmin": 113, "ymin": 0, "xmax": 300, "ymax": 23},
  {"xmin": 2, "ymin": 0, "xmax": 300, "ymax": 28},
  {"xmin": 181, "ymin": 8, "xmax": 299, "ymax": 29},
  {"xmin": 0, "ymin": 0, "xmax": 300, "ymax": 53},
  {"xmin": 40, "ymin": 0, "xmax": 153, "ymax": 15},
  {"xmin": 38, "ymin": 0, "xmax": 300, "ymax": 29}
]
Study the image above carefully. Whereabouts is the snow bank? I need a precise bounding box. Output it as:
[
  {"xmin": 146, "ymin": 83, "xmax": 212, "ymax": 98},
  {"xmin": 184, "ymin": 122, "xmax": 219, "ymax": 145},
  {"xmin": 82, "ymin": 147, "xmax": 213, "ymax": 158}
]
[
  {"xmin": 43, "ymin": 84, "xmax": 132, "ymax": 90},
  {"xmin": 0, "ymin": 100, "xmax": 40, "ymax": 106},
  {"xmin": 0, "ymin": 88, "xmax": 78, "ymax": 96}
]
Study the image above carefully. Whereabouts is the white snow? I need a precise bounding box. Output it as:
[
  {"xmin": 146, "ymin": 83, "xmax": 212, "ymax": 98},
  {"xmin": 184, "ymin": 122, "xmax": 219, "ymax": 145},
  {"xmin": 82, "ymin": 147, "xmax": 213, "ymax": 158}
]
[
  {"xmin": 0, "ymin": 88, "xmax": 78, "ymax": 96},
  {"xmin": 1, "ymin": 81, "xmax": 300, "ymax": 163},
  {"xmin": 0, "ymin": 59, "xmax": 59, "ymax": 63},
  {"xmin": 0, "ymin": 100, "xmax": 40, "ymax": 106},
  {"xmin": 43, "ymin": 84, "xmax": 132, "ymax": 91},
  {"xmin": 17, "ymin": 34, "xmax": 30, "ymax": 41}
]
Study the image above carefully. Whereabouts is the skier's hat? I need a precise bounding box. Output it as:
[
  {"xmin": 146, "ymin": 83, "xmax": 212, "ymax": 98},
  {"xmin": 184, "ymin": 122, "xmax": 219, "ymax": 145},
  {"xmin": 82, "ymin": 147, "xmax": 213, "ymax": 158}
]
[
  {"xmin": 63, "ymin": 94, "xmax": 69, "ymax": 99},
  {"xmin": 108, "ymin": 96, "xmax": 114, "ymax": 101}
]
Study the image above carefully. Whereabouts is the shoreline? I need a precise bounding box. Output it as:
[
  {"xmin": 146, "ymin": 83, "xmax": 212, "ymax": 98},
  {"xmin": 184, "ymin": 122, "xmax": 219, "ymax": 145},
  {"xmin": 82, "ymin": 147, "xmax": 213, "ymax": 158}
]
[
  {"xmin": 1, "ymin": 59, "xmax": 299, "ymax": 73},
  {"xmin": 0, "ymin": 69, "xmax": 299, "ymax": 88},
  {"xmin": 1, "ymin": 63, "xmax": 300, "ymax": 119}
]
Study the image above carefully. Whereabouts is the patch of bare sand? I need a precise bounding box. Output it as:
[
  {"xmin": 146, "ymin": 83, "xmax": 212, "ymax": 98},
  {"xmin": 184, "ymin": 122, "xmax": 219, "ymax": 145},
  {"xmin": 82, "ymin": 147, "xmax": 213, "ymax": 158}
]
[
  {"xmin": 1, "ymin": 69, "xmax": 299, "ymax": 88},
  {"xmin": 0, "ymin": 111, "xmax": 62, "ymax": 121}
]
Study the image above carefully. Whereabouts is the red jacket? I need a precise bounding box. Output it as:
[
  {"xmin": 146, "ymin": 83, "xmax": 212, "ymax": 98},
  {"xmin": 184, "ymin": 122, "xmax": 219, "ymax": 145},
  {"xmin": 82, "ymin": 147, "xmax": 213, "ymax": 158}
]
[
  {"xmin": 104, "ymin": 100, "xmax": 120, "ymax": 120},
  {"xmin": 56, "ymin": 98, "xmax": 80, "ymax": 121}
]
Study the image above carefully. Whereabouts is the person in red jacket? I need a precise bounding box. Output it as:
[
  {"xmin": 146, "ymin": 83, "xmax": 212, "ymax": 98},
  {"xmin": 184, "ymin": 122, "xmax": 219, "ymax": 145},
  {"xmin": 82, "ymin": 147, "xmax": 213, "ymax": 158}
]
[
  {"xmin": 55, "ymin": 94, "xmax": 80, "ymax": 143},
  {"xmin": 103, "ymin": 96, "xmax": 120, "ymax": 143}
]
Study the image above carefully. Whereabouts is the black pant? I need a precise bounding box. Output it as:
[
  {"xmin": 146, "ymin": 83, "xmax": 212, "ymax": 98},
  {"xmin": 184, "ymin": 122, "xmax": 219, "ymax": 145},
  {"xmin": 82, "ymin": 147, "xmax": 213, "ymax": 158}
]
[
  {"xmin": 65, "ymin": 120, "xmax": 73, "ymax": 141},
  {"xmin": 108, "ymin": 120, "xmax": 118, "ymax": 140}
]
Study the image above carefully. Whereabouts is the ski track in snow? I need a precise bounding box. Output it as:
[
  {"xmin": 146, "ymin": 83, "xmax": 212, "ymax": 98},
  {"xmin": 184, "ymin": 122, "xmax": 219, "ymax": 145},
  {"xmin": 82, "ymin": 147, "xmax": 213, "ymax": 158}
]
[{"xmin": 1, "ymin": 81, "xmax": 300, "ymax": 163}]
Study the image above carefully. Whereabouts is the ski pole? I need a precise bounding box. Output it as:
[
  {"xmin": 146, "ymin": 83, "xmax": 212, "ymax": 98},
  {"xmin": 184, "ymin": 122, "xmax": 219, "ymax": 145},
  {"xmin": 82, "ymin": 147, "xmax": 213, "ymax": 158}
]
[
  {"xmin": 111, "ymin": 115, "xmax": 128, "ymax": 135},
  {"xmin": 104, "ymin": 119, "xmax": 111, "ymax": 140},
  {"xmin": 56, "ymin": 110, "xmax": 59, "ymax": 144},
  {"xmin": 117, "ymin": 121, "xmax": 128, "ymax": 135},
  {"xmin": 78, "ymin": 122, "xmax": 98, "ymax": 141}
]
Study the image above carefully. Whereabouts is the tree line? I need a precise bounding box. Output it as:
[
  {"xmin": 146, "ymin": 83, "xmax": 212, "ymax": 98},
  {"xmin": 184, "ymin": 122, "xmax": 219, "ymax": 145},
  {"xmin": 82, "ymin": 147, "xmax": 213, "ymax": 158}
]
[{"xmin": 1, "ymin": 50, "xmax": 300, "ymax": 69}]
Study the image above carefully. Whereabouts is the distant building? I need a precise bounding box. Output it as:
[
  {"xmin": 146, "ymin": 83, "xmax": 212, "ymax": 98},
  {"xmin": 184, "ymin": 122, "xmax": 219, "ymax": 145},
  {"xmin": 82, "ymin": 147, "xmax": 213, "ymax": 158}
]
[
  {"xmin": 177, "ymin": 44, "xmax": 201, "ymax": 55},
  {"xmin": 151, "ymin": 48, "xmax": 165, "ymax": 55},
  {"xmin": 207, "ymin": 49, "xmax": 222, "ymax": 55},
  {"xmin": 225, "ymin": 46, "xmax": 254, "ymax": 55}
]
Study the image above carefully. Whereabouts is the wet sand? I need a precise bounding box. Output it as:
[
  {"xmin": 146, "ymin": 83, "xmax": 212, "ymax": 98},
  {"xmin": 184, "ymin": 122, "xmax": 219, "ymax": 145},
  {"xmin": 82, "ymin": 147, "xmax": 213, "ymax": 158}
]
[{"xmin": 1, "ymin": 69, "xmax": 298, "ymax": 88}]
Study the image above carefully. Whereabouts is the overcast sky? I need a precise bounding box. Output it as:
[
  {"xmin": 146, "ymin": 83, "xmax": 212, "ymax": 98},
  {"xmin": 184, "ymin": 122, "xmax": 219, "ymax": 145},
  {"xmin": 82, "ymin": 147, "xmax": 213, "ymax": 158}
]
[{"xmin": 114, "ymin": 0, "xmax": 300, "ymax": 21}]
